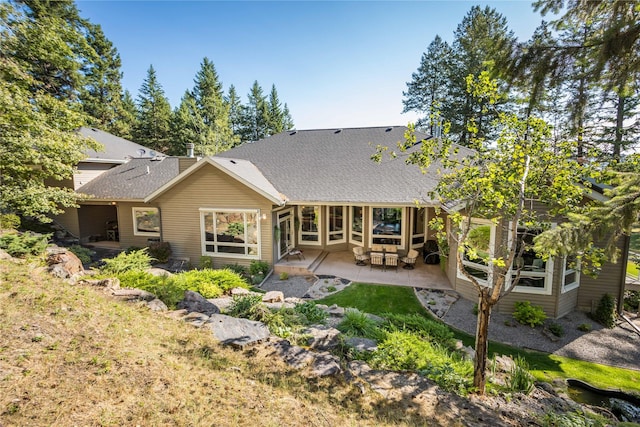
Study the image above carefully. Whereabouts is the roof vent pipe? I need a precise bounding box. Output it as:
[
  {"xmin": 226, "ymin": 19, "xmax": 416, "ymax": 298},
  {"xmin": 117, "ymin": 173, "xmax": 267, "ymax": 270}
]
[{"xmin": 186, "ymin": 143, "xmax": 195, "ymax": 158}]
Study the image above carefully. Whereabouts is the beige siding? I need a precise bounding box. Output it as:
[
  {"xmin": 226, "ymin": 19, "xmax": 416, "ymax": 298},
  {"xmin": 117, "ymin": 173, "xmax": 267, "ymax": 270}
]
[
  {"xmin": 155, "ymin": 165, "xmax": 274, "ymax": 269},
  {"xmin": 577, "ymin": 237, "xmax": 627, "ymax": 312},
  {"xmin": 557, "ymin": 286, "xmax": 579, "ymax": 318},
  {"xmin": 116, "ymin": 202, "xmax": 161, "ymax": 249},
  {"xmin": 74, "ymin": 162, "xmax": 118, "ymax": 189},
  {"xmin": 179, "ymin": 158, "xmax": 198, "ymax": 173},
  {"xmin": 52, "ymin": 208, "xmax": 80, "ymax": 237}
]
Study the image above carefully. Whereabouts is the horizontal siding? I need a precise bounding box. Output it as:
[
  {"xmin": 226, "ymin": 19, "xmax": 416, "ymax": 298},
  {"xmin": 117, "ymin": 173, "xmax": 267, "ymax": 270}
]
[
  {"xmin": 75, "ymin": 163, "xmax": 117, "ymax": 189},
  {"xmin": 155, "ymin": 164, "xmax": 274, "ymax": 269},
  {"xmin": 52, "ymin": 208, "xmax": 80, "ymax": 237},
  {"xmin": 577, "ymin": 243, "xmax": 626, "ymax": 312},
  {"xmin": 117, "ymin": 202, "xmax": 160, "ymax": 249},
  {"xmin": 557, "ymin": 287, "xmax": 578, "ymax": 318}
]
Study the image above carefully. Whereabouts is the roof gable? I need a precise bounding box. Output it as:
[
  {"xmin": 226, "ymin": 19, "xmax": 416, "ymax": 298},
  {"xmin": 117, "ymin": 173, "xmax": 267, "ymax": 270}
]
[{"xmin": 78, "ymin": 127, "xmax": 161, "ymax": 163}]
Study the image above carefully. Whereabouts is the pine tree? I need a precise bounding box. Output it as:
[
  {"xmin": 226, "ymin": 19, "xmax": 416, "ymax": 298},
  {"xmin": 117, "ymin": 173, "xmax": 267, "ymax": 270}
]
[
  {"xmin": 133, "ymin": 65, "xmax": 172, "ymax": 153},
  {"xmin": 402, "ymin": 35, "xmax": 452, "ymax": 134},
  {"xmin": 241, "ymin": 80, "xmax": 269, "ymax": 142},
  {"xmin": 113, "ymin": 89, "xmax": 138, "ymax": 141},
  {"xmin": 226, "ymin": 84, "xmax": 244, "ymax": 138},
  {"xmin": 266, "ymin": 84, "xmax": 285, "ymax": 135},
  {"xmin": 170, "ymin": 91, "xmax": 201, "ymax": 156},
  {"xmin": 282, "ymin": 103, "xmax": 294, "ymax": 131}
]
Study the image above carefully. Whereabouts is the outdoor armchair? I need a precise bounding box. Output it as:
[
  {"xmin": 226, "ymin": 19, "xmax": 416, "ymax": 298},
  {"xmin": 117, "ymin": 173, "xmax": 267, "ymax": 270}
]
[
  {"xmin": 353, "ymin": 246, "xmax": 370, "ymax": 266},
  {"xmin": 401, "ymin": 249, "xmax": 419, "ymax": 269}
]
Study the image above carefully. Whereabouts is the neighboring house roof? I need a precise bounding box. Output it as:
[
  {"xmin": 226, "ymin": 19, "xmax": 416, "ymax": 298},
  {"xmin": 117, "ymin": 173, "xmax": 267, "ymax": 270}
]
[
  {"xmin": 145, "ymin": 157, "xmax": 286, "ymax": 206},
  {"xmin": 78, "ymin": 127, "xmax": 161, "ymax": 163},
  {"xmin": 217, "ymin": 126, "xmax": 473, "ymax": 205},
  {"xmin": 77, "ymin": 157, "xmax": 180, "ymax": 201}
]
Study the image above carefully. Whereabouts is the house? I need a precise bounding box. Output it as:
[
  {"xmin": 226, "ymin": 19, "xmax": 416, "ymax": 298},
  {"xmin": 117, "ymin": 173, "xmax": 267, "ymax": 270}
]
[{"xmin": 65, "ymin": 126, "xmax": 629, "ymax": 318}]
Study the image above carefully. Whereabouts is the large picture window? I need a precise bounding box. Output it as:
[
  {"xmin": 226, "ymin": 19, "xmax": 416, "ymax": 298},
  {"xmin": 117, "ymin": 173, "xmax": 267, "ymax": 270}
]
[
  {"xmin": 372, "ymin": 207, "xmax": 402, "ymax": 247},
  {"xmin": 511, "ymin": 227, "xmax": 553, "ymax": 295},
  {"xmin": 458, "ymin": 219, "xmax": 494, "ymax": 284},
  {"xmin": 299, "ymin": 205, "xmax": 321, "ymax": 244},
  {"xmin": 351, "ymin": 206, "xmax": 364, "ymax": 243},
  {"xmin": 132, "ymin": 207, "xmax": 160, "ymax": 237},
  {"xmin": 200, "ymin": 209, "xmax": 260, "ymax": 258},
  {"xmin": 328, "ymin": 206, "xmax": 345, "ymax": 243}
]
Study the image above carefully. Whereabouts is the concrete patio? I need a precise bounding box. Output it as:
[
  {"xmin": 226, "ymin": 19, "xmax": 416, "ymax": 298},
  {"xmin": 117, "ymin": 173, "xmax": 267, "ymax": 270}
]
[{"xmin": 275, "ymin": 249, "xmax": 452, "ymax": 290}]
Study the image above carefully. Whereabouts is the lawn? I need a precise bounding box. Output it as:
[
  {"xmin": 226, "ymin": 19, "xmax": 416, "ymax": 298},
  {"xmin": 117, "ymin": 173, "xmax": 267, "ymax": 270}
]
[
  {"xmin": 316, "ymin": 282, "xmax": 428, "ymax": 316},
  {"xmin": 319, "ymin": 282, "xmax": 640, "ymax": 393}
]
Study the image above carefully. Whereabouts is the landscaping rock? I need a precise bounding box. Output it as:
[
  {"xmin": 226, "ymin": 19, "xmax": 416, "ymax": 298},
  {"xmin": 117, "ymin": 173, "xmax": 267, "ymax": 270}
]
[
  {"xmin": 146, "ymin": 267, "xmax": 172, "ymax": 277},
  {"xmin": 177, "ymin": 290, "xmax": 221, "ymax": 315},
  {"xmin": 112, "ymin": 288, "xmax": 157, "ymax": 302},
  {"xmin": 231, "ymin": 287, "xmax": 251, "ymax": 295},
  {"xmin": 204, "ymin": 314, "xmax": 270, "ymax": 347},
  {"xmin": 0, "ymin": 248, "xmax": 12, "ymax": 260},
  {"xmin": 302, "ymin": 325, "xmax": 341, "ymax": 351},
  {"xmin": 182, "ymin": 311, "xmax": 210, "ymax": 327},
  {"xmin": 311, "ymin": 353, "xmax": 342, "ymax": 377},
  {"xmin": 271, "ymin": 340, "xmax": 315, "ymax": 369},
  {"xmin": 207, "ymin": 296, "xmax": 234, "ymax": 312},
  {"xmin": 264, "ymin": 302, "xmax": 296, "ymax": 310},
  {"xmin": 79, "ymin": 278, "xmax": 120, "ymax": 290},
  {"xmin": 164, "ymin": 309, "xmax": 188, "ymax": 320},
  {"xmin": 147, "ymin": 298, "xmax": 168, "ymax": 312},
  {"xmin": 344, "ymin": 337, "xmax": 378, "ymax": 352},
  {"xmin": 325, "ymin": 304, "xmax": 345, "ymax": 316},
  {"xmin": 262, "ymin": 290, "xmax": 284, "ymax": 303},
  {"xmin": 46, "ymin": 248, "xmax": 84, "ymax": 279}
]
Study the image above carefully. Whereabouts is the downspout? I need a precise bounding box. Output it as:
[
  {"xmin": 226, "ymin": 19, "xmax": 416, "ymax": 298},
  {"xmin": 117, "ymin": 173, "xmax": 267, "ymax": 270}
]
[{"xmin": 618, "ymin": 234, "xmax": 631, "ymax": 314}]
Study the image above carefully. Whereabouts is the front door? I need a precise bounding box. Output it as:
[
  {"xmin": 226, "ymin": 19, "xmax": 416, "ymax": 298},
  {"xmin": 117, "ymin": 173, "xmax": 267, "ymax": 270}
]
[{"xmin": 277, "ymin": 209, "xmax": 294, "ymax": 259}]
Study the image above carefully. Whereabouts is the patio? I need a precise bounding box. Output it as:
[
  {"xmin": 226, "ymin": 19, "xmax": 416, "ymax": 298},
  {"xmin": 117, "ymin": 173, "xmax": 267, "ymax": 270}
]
[{"xmin": 275, "ymin": 249, "xmax": 452, "ymax": 290}]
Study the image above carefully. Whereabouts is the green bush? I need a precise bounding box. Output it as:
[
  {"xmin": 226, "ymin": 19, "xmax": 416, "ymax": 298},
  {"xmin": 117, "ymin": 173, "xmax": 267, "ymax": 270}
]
[
  {"xmin": 279, "ymin": 271, "xmax": 289, "ymax": 280},
  {"xmin": 68, "ymin": 245, "xmax": 94, "ymax": 265},
  {"xmin": 547, "ymin": 322, "xmax": 564, "ymax": 337},
  {"xmin": 369, "ymin": 330, "xmax": 473, "ymax": 395},
  {"xmin": 508, "ymin": 355, "xmax": 535, "ymax": 394},
  {"xmin": 101, "ymin": 248, "xmax": 153, "ymax": 274},
  {"xmin": 577, "ymin": 323, "xmax": 592, "ymax": 332},
  {"xmin": 0, "ymin": 232, "xmax": 49, "ymax": 257},
  {"xmin": 592, "ymin": 293, "xmax": 617, "ymax": 328},
  {"xmin": 221, "ymin": 263, "xmax": 246, "ymax": 276},
  {"xmin": 226, "ymin": 294, "xmax": 263, "ymax": 318},
  {"xmin": 513, "ymin": 301, "xmax": 547, "ymax": 327},
  {"xmin": 541, "ymin": 410, "xmax": 604, "ymax": 427},
  {"xmin": 337, "ymin": 308, "xmax": 385, "ymax": 340},
  {"xmin": 116, "ymin": 270, "xmax": 183, "ymax": 308},
  {"xmin": 249, "ymin": 260, "xmax": 269, "ymax": 276},
  {"xmin": 294, "ymin": 302, "xmax": 327, "ymax": 324},
  {"xmin": 624, "ymin": 290, "xmax": 639, "ymax": 311},
  {"xmin": 0, "ymin": 213, "xmax": 20, "ymax": 230},
  {"xmin": 171, "ymin": 268, "xmax": 249, "ymax": 299},
  {"xmin": 382, "ymin": 313, "xmax": 455, "ymax": 349},
  {"xmin": 199, "ymin": 256, "xmax": 213, "ymax": 269},
  {"xmin": 147, "ymin": 241, "xmax": 171, "ymax": 263}
]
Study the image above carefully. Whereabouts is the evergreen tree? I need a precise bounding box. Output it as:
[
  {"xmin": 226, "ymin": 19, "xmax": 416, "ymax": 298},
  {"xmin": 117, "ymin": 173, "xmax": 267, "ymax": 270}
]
[
  {"xmin": 133, "ymin": 65, "xmax": 172, "ymax": 153},
  {"xmin": 266, "ymin": 84, "xmax": 284, "ymax": 135},
  {"xmin": 226, "ymin": 84, "xmax": 244, "ymax": 138},
  {"xmin": 282, "ymin": 103, "xmax": 294, "ymax": 131},
  {"xmin": 445, "ymin": 6, "xmax": 516, "ymax": 146},
  {"xmin": 170, "ymin": 91, "xmax": 201, "ymax": 156},
  {"xmin": 241, "ymin": 80, "xmax": 269, "ymax": 142},
  {"xmin": 115, "ymin": 89, "xmax": 138, "ymax": 141},
  {"xmin": 0, "ymin": 1, "xmax": 99, "ymax": 221},
  {"xmin": 81, "ymin": 22, "xmax": 126, "ymax": 135},
  {"xmin": 402, "ymin": 35, "xmax": 452, "ymax": 134}
]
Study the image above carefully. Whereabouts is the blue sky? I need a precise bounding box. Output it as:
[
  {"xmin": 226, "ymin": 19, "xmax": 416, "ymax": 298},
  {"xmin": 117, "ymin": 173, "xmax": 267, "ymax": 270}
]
[{"xmin": 77, "ymin": 1, "xmax": 544, "ymax": 130}]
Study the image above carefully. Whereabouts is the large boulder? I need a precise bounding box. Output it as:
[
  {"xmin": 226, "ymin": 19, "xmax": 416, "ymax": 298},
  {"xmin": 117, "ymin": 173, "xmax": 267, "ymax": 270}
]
[
  {"xmin": 46, "ymin": 248, "xmax": 84, "ymax": 278},
  {"xmin": 204, "ymin": 314, "xmax": 270, "ymax": 347},
  {"xmin": 112, "ymin": 288, "xmax": 157, "ymax": 302},
  {"xmin": 302, "ymin": 325, "xmax": 341, "ymax": 351},
  {"xmin": 177, "ymin": 290, "xmax": 221, "ymax": 315},
  {"xmin": 262, "ymin": 290, "xmax": 284, "ymax": 303}
]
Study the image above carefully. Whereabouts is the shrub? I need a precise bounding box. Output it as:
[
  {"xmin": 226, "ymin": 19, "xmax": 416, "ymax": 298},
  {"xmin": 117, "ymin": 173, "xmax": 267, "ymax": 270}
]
[
  {"xmin": 279, "ymin": 271, "xmax": 289, "ymax": 280},
  {"xmin": 147, "ymin": 241, "xmax": 171, "ymax": 264},
  {"xmin": 199, "ymin": 256, "xmax": 213, "ymax": 269},
  {"xmin": 508, "ymin": 355, "xmax": 535, "ymax": 394},
  {"xmin": 294, "ymin": 302, "xmax": 327, "ymax": 324},
  {"xmin": 592, "ymin": 293, "xmax": 617, "ymax": 328},
  {"xmin": 101, "ymin": 248, "xmax": 153, "ymax": 274},
  {"xmin": 115, "ymin": 270, "xmax": 183, "ymax": 308},
  {"xmin": 547, "ymin": 322, "xmax": 564, "ymax": 337},
  {"xmin": 0, "ymin": 213, "xmax": 20, "ymax": 230},
  {"xmin": 171, "ymin": 268, "xmax": 249, "ymax": 299},
  {"xmin": 0, "ymin": 231, "xmax": 49, "ymax": 257},
  {"xmin": 327, "ymin": 285, "xmax": 337, "ymax": 292},
  {"xmin": 337, "ymin": 308, "xmax": 384, "ymax": 340},
  {"xmin": 222, "ymin": 263, "xmax": 246, "ymax": 276},
  {"xmin": 382, "ymin": 313, "xmax": 455, "ymax": 349},
  {"xmin": 369, "ymin": 330, "xmax": 473, "ymax": 395},
  {"xmin": 249, "ymin": 260, "xmax": 269, "ymax": 276},
  {"xmin": 513, "ymin": 301, "xmax": 547, "ymax": 327},
  {"xmin": 68, "ymin": 245, "xmax": 94, "ymax": 265},
  {"xmin": 577, "ymin": 323, "xmax": 592, "ymax": 332},
  {"xmin": 623, "ymin": 290, "xmax": 639, "ymax": 312},
  {"xmin": 226, "ymin": 294, "xmax": 263, "ymax": 318}
]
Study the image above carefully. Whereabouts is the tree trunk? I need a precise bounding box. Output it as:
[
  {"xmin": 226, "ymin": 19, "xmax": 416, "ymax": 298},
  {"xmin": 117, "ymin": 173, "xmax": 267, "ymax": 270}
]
[{"xmin": 473, "ymin": 289, "xmax": 492, "ymax": 395}]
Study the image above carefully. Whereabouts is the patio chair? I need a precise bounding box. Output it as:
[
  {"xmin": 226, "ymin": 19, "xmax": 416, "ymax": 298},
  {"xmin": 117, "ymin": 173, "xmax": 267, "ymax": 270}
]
[
  {"xmin": 352, "ymin": 246, "xmax": 370, "ymax": 266},
  {"xmin": 401, "ymin": 249, "xmax": 419, "ymax": 269},
  {"xmin": 370, "ymin": 252, "xmax": 385, "ymax": 271},
  {"xmin": 286, "ymin": 244, "xmax": 305, "ymax": 261},
  {"xmin": 385, "ymin": 253, "xmax": 399, "ymax": 272},
  {"xmin": 383, "ymin": 244, "xmax": 397, "ymax": 253},
  {"xmin": 371, "ymin": 244, "xmax": 384, "ymax": 252}
]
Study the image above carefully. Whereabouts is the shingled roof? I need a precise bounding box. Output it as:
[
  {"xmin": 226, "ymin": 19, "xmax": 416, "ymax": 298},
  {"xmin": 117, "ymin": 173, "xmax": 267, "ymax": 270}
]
[
  {"xmin": 217, "ymin": 126, "xmax": 472, "ymax": 205},
  {"xmin": 78, "ymin": 127, "xmax": 161, "ymax": 163},
  {"xmin": 77, "ymin": 157, "xmax": 180, "ymax": 201}
]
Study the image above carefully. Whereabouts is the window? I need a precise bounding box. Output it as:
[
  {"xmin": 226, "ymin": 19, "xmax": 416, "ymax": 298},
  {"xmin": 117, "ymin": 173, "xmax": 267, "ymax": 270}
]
[
  {"xmin": 132, "ymin": 207, "xmax": 160, "ymax": 236},
  {"xmin": 511, "ymin": 227, "xmax": 553, "ymax": 295},
  {"xmin": 328, "ymin": 206, "xmax": 345, "ymax": 243},
  {"xmin": 458, "ymin": 219, "xmax": 495, "ymax": 284},
  {"xmin": 411, "ymin": 207, "xmax": 426, "ymax": 246},
  {"xmin": 562, "ymin": 255, "xmax": 580, "ymax": 293},
  {"xmin": 200, "ymin": 209, "xmax": 260, "ymax": 258},
  {"xmin": 299, "ymin": 205, "xmax": 320, "ymax": 244},
  {"xmin": 372, "ymin": 207, "xmax": 402, "ymax": 247},
  {"xmin": 350, "ymin": 206, "xmax": 363, "ymax": 243}
]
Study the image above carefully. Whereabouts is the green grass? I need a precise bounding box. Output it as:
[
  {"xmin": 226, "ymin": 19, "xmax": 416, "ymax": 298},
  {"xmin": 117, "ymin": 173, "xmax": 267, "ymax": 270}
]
[
  {"xmin": 316, "ymin": 282, "xmax": 428, "ymax": 316},
  {"xmin": 320, "ymin": 282, "xmax": 640, "ymax": 393},
  {"xmin": 627, "ymin": 261, "xmax": 638, "ymax": 278}
]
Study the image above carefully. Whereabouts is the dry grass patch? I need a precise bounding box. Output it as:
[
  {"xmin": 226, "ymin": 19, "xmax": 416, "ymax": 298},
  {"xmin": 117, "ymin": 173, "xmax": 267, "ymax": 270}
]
[{"xmin": 0, "ymin": 261, "xmax": 452, "ymax": 426}]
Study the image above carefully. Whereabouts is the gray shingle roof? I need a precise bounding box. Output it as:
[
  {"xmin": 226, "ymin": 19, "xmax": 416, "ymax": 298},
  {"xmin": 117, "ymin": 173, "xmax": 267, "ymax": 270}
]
[
  {"xmin": 78, "ymin": 127, "xmax": 161, "ymax": 162},
  {"xmin": 218, "ymin": 126, "xmax": 472, "ymax": 205},
  {"xmin": 77, "ymin": 157, "xmax": 180, "ymax": 200}
]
